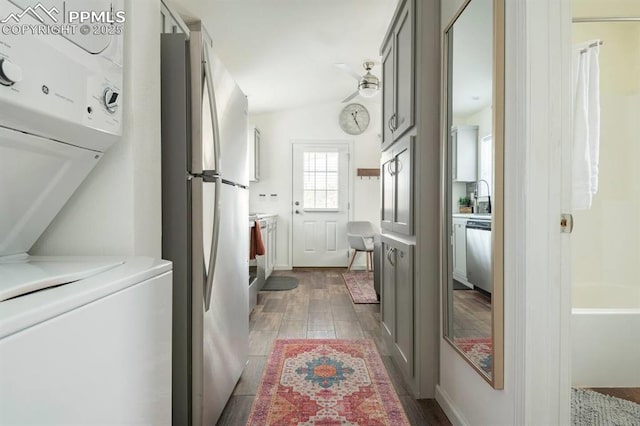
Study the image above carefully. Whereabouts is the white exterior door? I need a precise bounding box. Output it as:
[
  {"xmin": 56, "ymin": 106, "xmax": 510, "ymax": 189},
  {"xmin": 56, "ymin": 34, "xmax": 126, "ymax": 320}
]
[{"xmin": 292, "ymin": 143, "xmax": 350, "ymax": 267}]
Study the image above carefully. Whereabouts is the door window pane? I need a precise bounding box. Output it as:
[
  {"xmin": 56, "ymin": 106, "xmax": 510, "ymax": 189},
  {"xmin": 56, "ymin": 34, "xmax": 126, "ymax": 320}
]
[
  {"xmin": 326, "ymin": 190, "xmax": 338, "ymax": 208},
  {"xmin": 327, "ymin": 172, "xmax": 338, "ymax": 190},
  {"xmin": 304, "ymin": 190, "xmax": 315, "ymax": 207},
  {"xmin": 302, "ymin": 152, "xmax": 339, "ymax": 209}
]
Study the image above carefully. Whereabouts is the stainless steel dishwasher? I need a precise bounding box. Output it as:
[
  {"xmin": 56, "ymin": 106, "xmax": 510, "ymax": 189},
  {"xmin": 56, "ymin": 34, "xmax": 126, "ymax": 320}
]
[{"xmin": 466, "ymin": 219, "xmax": 492, "ymax": 293}]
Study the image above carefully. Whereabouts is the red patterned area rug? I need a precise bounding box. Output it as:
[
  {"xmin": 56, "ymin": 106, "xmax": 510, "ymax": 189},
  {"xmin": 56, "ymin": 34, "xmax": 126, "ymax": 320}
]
[
  {"xmin": 341, "ymin": 272, "xmax": 379, "ymax": 304},
  {"xmin": 246, "ymin": 339, "xmax": 409, "ymax": 425},
  {"xmin": 454, "ymin": 337, "xmax": 492, "ymax": 375}
]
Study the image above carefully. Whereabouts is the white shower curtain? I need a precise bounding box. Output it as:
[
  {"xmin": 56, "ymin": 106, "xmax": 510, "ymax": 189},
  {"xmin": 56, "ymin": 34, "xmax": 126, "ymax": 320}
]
[{"xmin": 572, "ymin": 41, "xmax": 601, "ymax": 210}]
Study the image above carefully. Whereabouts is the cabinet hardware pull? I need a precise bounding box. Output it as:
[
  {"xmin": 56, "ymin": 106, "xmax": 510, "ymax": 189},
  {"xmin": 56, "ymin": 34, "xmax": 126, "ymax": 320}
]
[
  {"xmin": 388, "ymin": 161, "xmax": 395, "ymax": 176},
  {"xmin": 387, "ymin": 116, "xmax": 394, "ymax": 132},
  {"xmin": 387, "ymin": 247, "xmax": 396, "ymax": 266},
  {"xmin": 391, "ymin": 113, "xmax": 398, "ymax": 131}
]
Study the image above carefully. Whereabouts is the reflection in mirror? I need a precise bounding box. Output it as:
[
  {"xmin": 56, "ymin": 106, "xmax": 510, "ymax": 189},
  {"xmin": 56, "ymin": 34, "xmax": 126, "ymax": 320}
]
[{"xmin": 443, "ymin": 0, "xmax": 504, "ymax": 388}]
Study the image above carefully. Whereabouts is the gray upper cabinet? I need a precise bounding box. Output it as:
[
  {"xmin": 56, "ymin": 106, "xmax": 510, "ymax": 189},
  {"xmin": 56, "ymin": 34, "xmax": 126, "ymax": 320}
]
[
  {"xmin": 381, "ymin": 135, "xmax": 414, "ymax": 235},
  {"xmin": 160, "ymin": 2, "xmax": 188, "ymax": 34},
  {"xmin": 381, "ymin": 42, "xmax": 395, "ymax": 148},
  {"xmin": 452, "ymin": 125, "xmax": 478, "ymax": 182},
  {"xmin": 381, "ymin": 0, "xmax": 415, "ymax": 151},
  {"xmin": 249, "ymin": 127, "xmax": 260, "ymax": 182},
  {"xmin": 393, "ymin": 1, "xmax": 415, "ymax": 137}
]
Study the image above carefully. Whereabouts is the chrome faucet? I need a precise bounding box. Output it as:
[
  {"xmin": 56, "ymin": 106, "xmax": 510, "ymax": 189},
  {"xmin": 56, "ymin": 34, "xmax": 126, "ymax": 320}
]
[{"xmin": 474, "ymin": 179, "xmax": 492, "ymax": 213}]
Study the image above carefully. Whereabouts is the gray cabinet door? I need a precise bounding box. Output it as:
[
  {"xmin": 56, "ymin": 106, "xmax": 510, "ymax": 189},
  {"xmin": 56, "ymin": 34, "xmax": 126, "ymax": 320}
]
[
  {"xmin": 452, "ymin": 126, "xmax": 478, "ymax": 182},
  {"xmin": 393, "ymin": 0, "xmax": 415, "ymax": 140},
  {"xmin": 381, "ymin": 135, "xmax": 414, "ymax": 235},
  {"xmin": 394, "ymin": 242, "xmax": 414, "ymax": 377},
  {"xmin": 250, "ymin": 128, "xmax": 260, "ymax": 182},
  {"xmin": 381, "ymin": 150, "xmax": 395, "ymax": 232},
  {"xmin": 381, "ymin": 40, "xmax": 395, "ymax": 151},
  {"xmin": 381, "ymin": 237, "xmax": 415, "ymax": 381},
  {"xmin": 453, "ymin": 218, "xmax": 470, "ymax": 284},
  {"xmin": 392, "ymin": 135, "xmax": 414, "ymax": 235},
  {"xmin": 380, "ymin": 0, "xmax": 415, "ymax": 148},
  {"xmin": 381, "ymin": 242, "xmax": 396, "ymax": 340}
]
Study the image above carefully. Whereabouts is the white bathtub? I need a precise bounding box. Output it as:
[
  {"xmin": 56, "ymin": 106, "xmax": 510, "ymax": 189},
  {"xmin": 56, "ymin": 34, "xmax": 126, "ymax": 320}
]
[{"xmin": 572, "ymin": 284, "xmax": 640, "ymax": 387}]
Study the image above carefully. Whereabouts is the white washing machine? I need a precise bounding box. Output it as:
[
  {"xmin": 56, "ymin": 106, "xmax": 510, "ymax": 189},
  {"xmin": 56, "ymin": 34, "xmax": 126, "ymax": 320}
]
[{"xmin": 0, "ymin": 2, "xmax": 173, "ymax": 424}]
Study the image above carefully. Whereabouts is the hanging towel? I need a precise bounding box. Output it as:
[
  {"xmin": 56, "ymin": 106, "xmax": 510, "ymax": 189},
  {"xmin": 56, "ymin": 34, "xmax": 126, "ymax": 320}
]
[
  {"xmin": 587, "ymin": 44, "xmax": 601, "ymax": 196},
  {"xmin": 571, "ymin": 41, "xmax": 601, "ymax": 210},
  {"xmin": 250, "ymin": 220, "xmax": 265, "ymax": 260},
  {"xmin": 572, "ymin": 45, "xmax": 591, "ymax": 210}
]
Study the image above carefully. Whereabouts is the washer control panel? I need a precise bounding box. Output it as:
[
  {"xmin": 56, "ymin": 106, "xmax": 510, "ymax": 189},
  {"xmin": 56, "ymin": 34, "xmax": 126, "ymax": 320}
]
[
  {"xmin": 103, "ymin": 87, "xmax": 120, "ymax": 113},
  {"xmin": 0, "ymin": 15, "xmax": 123, "ymax": 152},
  {"xmin": 0, "ymin": 58, "xmax": 23, "ymax": 86}
]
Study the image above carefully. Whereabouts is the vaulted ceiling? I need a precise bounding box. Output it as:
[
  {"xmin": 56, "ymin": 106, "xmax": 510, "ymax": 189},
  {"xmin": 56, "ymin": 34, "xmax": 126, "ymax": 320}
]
[{"xmin": 172, "ymin": 0, "xmax": 399, "ymax": 113}]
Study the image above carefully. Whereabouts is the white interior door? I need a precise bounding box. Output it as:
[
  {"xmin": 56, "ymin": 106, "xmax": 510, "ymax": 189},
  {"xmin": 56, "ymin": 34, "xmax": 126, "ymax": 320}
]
[{"xmin": 292, "ymin": 143, "xmax": 350, "ymax": 267}]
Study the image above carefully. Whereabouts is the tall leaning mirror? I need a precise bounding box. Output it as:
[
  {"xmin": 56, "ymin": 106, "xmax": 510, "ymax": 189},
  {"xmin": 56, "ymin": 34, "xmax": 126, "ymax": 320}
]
[{"xmin": 442, "ymin": 0, "xmax": 504, "ymax": 388}]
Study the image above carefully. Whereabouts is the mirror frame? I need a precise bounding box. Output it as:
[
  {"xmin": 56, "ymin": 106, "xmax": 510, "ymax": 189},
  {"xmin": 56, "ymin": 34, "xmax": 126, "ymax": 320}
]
[{"xmin": 440, "ymin": 0, "xmax": 505, "ymax": 389}]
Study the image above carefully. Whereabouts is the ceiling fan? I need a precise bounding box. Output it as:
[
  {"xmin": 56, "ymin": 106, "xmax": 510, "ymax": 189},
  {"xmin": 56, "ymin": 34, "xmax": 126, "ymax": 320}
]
[{"xmin": 335, "ymin": 61, "xmax": 380, "ymax": 103}]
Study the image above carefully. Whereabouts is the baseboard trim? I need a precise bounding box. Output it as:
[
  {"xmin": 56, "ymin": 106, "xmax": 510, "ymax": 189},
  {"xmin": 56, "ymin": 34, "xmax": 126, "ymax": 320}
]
[
  {"xmin": 347, "ymin": 265, "xmax": 369, "ymax": 271},
  {"xmin": 435, "ymin": 385, "xmax": 470, "ymax": 426},
  {"xmin": 274, "ymin": 265, "xmax": 292, "ymax": 271}
]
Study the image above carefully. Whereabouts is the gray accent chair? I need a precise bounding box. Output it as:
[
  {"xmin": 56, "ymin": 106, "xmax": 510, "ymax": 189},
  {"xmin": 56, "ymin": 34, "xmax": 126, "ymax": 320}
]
[
  {"xmin": 346, "ymin": 221, "xmax": 381, "ymax": 300},
  {"xmin": 346, "ymin": 221, "xmax": 376, "ymax": 272}
]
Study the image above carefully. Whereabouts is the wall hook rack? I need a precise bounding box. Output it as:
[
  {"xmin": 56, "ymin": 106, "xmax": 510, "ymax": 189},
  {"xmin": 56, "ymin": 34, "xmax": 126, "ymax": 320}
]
[{"xmin": 357, "ymin": 168, "xmax": 380, "ymax": 180}]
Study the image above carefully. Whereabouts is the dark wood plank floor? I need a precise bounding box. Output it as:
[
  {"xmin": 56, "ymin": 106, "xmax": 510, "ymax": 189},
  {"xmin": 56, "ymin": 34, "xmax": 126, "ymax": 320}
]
[
  {"xmin": 452, "ymin": 288, "xmax": 491, "ymax": 339},
  {"xmin": 217, "ymin": 268, "xmax": 451, "ymax": 426}
]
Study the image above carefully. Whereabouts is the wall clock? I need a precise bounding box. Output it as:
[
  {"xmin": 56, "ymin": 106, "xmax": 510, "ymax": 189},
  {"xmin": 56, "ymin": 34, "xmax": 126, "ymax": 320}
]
[{"xmin": 339, "ymin": 103, "xmax": 370, "ymax": 135}]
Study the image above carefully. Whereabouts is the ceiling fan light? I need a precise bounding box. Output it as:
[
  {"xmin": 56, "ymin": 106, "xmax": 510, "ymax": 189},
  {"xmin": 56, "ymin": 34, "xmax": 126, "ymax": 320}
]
[
  {"xmin": 358, "ymin": 73, "xmax": 379, "ymax": 98},
  {"xmin": 359, "ymin": 86, "xmax": 378, "ymax": 98}
]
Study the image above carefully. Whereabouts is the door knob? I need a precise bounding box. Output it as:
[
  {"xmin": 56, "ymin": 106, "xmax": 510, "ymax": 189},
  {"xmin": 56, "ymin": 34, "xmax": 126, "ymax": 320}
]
[
  {"xmin": 295, "ymin": 201, "xmax": 300, "ymax": 206},
  {"xmin": 295, "ymin": 210, "xmax": 301, "ymax": 214}
]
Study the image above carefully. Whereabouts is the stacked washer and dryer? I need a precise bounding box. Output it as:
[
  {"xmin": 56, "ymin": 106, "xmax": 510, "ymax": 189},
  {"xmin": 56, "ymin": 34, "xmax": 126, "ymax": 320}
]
[{"xmin": 0, "ymin": 1, "xmax": 172, "ymax": 424}]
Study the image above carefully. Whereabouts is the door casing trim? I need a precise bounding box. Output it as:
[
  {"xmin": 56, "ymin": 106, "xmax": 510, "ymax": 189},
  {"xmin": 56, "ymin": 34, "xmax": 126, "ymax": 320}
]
[{"xmin": 289, "ymin": 140, "xmax": 355, "ymax": 268}]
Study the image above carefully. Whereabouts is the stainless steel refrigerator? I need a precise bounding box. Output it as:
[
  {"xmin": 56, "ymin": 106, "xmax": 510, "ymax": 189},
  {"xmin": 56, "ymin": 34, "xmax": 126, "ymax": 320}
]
[{"xmin": 161, "ymin": 22, "xmax": 249, "ymax": 426}]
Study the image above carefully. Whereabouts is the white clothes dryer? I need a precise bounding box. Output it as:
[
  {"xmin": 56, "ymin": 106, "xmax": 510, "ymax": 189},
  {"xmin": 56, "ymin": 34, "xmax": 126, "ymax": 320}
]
[{"xmin": 0, "ymin": 2, "xmax": 173, "ymax": 424}]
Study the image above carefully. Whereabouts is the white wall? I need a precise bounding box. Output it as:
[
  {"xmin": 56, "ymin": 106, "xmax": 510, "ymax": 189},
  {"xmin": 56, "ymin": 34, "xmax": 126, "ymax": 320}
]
[
  {"xmin": 32, "ymin": 0, "xmax": 162, "ymax": 258},
  {"xmin": 437, "ymin": 1, "xmax": 517, "ymax": 424},
  {"xmin": 439, "ymin": 0, "xmax": 580, "ymax": 423},
  {"xmin": 462, "ymin": 106, "xmax": 492, "ymax": 141},
  {"xmin": 249, "ymin": 101, "xmax": 382, "ymax": 269},
  {"xmin": 571, "ymin": 2, "xmax": 640, "ymax": 303}
]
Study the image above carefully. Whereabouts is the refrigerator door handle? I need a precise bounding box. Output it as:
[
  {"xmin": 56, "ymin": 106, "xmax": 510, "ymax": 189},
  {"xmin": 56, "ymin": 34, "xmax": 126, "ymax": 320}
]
[
  {"xmin": 203, "ymin": 47, "xmax": 221, "ymax": 176},
  {"xmin": 189, "ymin": 30, "xmax": 220, "ymax": 176},
  {"xmin": 189, "ymin": 32, "xmax": 203, "ymax": 175},
  {"xmin": 204, "ymin": 176, "xmax": 221, "ymax": 311}
]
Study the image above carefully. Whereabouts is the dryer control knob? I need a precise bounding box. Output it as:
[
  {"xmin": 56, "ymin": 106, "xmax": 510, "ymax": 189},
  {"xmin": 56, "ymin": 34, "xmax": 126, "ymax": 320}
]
[
  {"xmin": 103, "ymin": 87, "xmax": 120, "ymax": 113},
  {"xmin": 0, "ymin": 59, "xmax": 23, "ymax": 86}
]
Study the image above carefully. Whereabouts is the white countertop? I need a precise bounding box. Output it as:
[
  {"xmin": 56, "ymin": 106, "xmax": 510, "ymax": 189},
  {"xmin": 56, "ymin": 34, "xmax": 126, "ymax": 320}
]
[
  {"xmin": 250, "ymin": 213, "xmax": 277, "ymax": 218},
  {"xmin": 249, "ymin": 213, "xmax": 278, "ymax": 223},
  {"xmin": 452, "ymin": 213, "xmax": 492, "ymax": 220}
]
